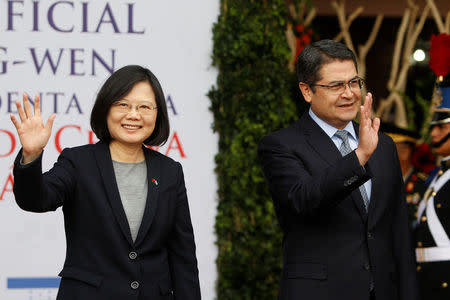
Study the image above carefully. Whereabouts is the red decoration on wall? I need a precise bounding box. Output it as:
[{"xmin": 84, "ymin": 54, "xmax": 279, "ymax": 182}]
[{"xmin": 429, "ymin": 34, "xmax": 450, "ymax": 77}]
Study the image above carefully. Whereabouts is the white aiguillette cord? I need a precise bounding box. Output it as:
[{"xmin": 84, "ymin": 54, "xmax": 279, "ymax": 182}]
[{"xmin": 417, "ymin": 169, "xmax": 450, "ymax": 246}]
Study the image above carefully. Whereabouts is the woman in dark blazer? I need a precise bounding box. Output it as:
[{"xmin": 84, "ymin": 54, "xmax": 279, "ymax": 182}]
[{"xmin": 10, "ymin": 65, "xmax": 201, "ymax": 300}]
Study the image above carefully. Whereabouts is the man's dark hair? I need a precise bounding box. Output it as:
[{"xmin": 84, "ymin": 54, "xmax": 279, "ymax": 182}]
[
  {"xmin": 90, "ymin": 65, "xmax": 170, "ymax": 146},
  {"xmin": 296, "ymin": 39, "xmax": 358, "ymax": 92}
]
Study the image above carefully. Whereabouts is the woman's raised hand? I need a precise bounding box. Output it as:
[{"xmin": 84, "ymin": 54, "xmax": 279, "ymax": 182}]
[{"xmin": 10, "ymin": 94, "xmax": 56, "ymax": 163}]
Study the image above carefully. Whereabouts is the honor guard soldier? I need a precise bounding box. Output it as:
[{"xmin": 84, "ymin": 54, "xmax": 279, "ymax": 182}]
[
  {"xmin": 381, "ymin": 123, "xmax": 432, "ymax": 229},
  {"xmin": 415, "ymin": 86, "xmax": 450, "ymax": 299}
]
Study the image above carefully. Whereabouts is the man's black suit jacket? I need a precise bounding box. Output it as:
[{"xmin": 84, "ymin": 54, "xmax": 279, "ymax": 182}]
[
  {"xmin": 258, "ymin": 113, "xmax": 419, "ymax": 300},
  {"xmin": 13, "ymin": 142, "xmax": 201, "ymax": 300}
]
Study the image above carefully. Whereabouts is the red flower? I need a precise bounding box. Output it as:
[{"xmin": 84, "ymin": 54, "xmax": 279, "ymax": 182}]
[
  {"xmin": 294, "ymin": 26, "xmax": 315, "ymax": 61},
  {"xmin": 429, "ymin": 34, "xmax": 450, "ymax": 77},
  {"xmin": 411, "ymin": 143, "xmax": 436, "ymax": 174},
  {"xmin": 295, "ymin": 24, "xmax": 304, "ymax": 33},
  {"xmin": 295, "ymin": 42, "xmax": 305, "ymax": 58},
  {"xmin": 301, "ymin": 34, "xmax": 312, "ymax": 45}
]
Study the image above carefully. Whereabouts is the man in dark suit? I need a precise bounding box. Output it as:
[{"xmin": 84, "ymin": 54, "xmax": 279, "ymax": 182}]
[
  {"xmin": 258, "ymin": 40, "xmax": 419, "ymax": 300},
  {"xmin": 415, "ymin": 86, "xmax": 450, "ymax": 299}
]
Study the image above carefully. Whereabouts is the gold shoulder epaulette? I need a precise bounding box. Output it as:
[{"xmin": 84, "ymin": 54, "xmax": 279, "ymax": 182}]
[{"xmin": 417, "ymin": 172, "xmax": 428, "ymax": 181}]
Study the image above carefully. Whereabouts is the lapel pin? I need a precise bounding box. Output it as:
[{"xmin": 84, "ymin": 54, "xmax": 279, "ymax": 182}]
[{"xmin": 152, "ymin": 178, "xmax": 158, "ymax": 186}]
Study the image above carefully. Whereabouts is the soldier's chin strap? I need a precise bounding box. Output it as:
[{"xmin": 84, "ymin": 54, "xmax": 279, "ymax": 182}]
[{"xmin": 430, "ymin": 132, "xmax": 450, "ymax": 148}]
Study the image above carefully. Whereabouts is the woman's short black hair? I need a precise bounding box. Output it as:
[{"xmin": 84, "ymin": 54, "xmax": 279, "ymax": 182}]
[{"xmin": 90, "ymin": 65, "xmax": 170, "ymax": 146}]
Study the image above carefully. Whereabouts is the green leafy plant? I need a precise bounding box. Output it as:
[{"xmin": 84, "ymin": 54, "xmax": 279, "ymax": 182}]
[{"xmin": 208, "ymin": 1, "xmax": 304, "ymax": 298}]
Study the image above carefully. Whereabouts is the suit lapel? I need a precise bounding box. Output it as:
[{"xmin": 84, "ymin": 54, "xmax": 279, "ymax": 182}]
[
  {"xmin": 94, "ymin": 142, "xmax": 134, "ymax": 246},
  {"xmin": 302, "ymin": 115, "xmax": 368, "ymax": 220},
  {"xmin": 366, "ymin": 141, "xmax": 380, "ymax": 226},
  {"xmin": 352, "ymin": 121, "xmax": 384, "ymax": 221},
  {"xmin": 134, "ymin": 147, "xmax": 160, "ymax": 247},
  {"xmin": 350, "ymin": 122, "xmax": 370, "ymax": 220},
  {"xmin": 301, "ymin": 114, "xmax": 342, "ymax": 166}
]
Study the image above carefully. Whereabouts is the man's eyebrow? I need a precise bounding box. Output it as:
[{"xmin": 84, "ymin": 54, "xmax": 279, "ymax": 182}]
[
  {"xmin": 326, "ymin": 80, "xmax": 345, "ymax": 85},
  {"xmin": 326, "ymin": 76, "xmax": 359, "ymax": 84}
]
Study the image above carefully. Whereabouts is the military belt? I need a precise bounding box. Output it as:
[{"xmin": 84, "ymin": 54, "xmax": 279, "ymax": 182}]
[{"xmin": 416, "ymin": 246, "xmax": 450, "ymax": 263}]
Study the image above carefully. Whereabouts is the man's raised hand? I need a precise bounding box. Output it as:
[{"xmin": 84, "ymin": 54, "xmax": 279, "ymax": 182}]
[{"xmin": 355, "ymin": 92, "xmax": 380, "ymax": 166}]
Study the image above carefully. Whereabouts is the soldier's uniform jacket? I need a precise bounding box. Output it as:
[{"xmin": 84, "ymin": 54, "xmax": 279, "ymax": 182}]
[
  {"xmin": 415, "ymin": 159, "xmax": 450, "ymax": 300},
  {"xmin": 404, "ymin": 168, "xmax": 427, "ymax": 229}
]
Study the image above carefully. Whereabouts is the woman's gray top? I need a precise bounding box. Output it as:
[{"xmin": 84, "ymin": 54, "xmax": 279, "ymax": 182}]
[{"xmin": 112, "ymin": 160, "xmax": 148, "ymax": 242}]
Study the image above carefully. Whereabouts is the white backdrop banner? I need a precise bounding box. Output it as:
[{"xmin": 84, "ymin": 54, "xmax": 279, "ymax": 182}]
[{"xmin": 0, "ymin": 1, "xmax": 219, "ymax": 299}]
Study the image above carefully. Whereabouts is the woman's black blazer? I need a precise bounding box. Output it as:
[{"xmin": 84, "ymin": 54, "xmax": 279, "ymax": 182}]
[{"xmin": 13, "ymin": 141, "xmax": 201, "ymax": 300}]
